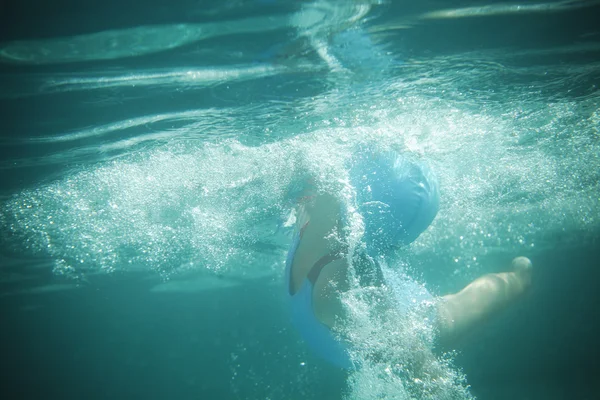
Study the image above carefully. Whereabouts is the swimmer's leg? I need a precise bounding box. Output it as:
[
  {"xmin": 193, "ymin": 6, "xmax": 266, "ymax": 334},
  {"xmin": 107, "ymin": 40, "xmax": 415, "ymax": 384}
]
[{"xmin": 436, "ymin": 256, "xmax": 533, "ymax": 345}]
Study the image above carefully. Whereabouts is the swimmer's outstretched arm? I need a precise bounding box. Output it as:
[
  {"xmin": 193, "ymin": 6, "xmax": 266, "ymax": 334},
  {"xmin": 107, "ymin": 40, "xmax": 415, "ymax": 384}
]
[{"xmin": 436, "ymin": 257, "xmax": 533, "ymax": 345}]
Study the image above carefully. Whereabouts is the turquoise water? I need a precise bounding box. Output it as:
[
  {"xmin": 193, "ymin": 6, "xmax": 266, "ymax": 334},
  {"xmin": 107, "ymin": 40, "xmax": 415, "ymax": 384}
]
[{"xmin": 1, "ymin": 1, "xmax": 599, "ymax": 399}]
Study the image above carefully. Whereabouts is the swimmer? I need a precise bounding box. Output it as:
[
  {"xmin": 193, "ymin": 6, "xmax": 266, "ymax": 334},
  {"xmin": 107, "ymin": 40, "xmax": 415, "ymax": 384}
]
[{"xmin": 285, "ymin": 149, "xmax": 533, "ymax": 368}]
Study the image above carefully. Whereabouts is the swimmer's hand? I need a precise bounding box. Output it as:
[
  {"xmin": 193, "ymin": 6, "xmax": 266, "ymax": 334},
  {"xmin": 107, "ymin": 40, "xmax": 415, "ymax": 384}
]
[{"xmin": 511, "ymin": 256, "xmax": 533, "ymax": 292}]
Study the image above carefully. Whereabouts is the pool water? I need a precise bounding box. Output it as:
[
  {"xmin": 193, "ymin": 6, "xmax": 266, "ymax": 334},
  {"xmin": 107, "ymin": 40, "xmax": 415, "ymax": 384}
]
[{"xmin": 1, "ymin": 1, "xmax": 599, "ymax": 399}]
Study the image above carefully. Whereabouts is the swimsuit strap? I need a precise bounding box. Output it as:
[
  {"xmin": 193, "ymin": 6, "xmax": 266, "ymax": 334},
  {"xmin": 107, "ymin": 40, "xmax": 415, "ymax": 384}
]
[{"xmin": 307, "ymin": 252, "xmax": 342, "ymax": 286}]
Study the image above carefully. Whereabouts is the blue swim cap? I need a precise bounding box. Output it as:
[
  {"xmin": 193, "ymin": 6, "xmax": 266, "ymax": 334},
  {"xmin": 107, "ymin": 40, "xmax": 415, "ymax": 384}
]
[{"xmin": 349, "ymin": 150, "xmax": 439, "ymax": 253}]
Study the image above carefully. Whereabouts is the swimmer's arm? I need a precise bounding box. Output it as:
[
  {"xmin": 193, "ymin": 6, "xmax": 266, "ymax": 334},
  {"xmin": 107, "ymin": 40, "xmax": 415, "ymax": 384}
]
[{"xmin": 436, "ymin": 257, "xmax": 533, "ymax": 345}]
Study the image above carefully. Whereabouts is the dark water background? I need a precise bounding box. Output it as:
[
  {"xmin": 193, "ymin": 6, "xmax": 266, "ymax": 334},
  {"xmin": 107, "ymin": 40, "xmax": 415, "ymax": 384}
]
[
  {"xmin": 1, "ymin": 1, "xmax": 600, "ymax": 399},
  {"xmin": 2, "ymin": 246, "xmax": 600, "ymax": 399}
]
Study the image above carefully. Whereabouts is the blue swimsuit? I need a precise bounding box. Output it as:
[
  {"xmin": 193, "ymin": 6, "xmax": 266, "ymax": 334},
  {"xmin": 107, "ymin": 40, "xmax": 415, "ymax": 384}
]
[{"xmin": 285, "ymin": 225, "xmax": 354, "ymax": 369}]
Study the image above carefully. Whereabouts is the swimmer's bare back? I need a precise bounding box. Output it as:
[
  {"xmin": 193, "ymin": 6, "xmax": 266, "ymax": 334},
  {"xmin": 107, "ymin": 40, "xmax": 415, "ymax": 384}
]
[{"xmin": 288, "ymin": 193, "xmax": 352, "ymax": 328}]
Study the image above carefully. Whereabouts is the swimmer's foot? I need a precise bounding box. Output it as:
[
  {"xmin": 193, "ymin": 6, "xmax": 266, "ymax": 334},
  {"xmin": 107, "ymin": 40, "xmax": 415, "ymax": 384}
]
[{"xmin": 511, "ymin": 256, "xmax": 533, "ymax": 292}]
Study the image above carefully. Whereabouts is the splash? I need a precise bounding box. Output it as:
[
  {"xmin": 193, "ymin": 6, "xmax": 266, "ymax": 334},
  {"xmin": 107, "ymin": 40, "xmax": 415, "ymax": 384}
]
[{"xmin": 0, "ymin": 140, "xmax": 302, "ymax": 279}]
